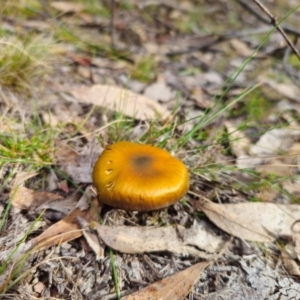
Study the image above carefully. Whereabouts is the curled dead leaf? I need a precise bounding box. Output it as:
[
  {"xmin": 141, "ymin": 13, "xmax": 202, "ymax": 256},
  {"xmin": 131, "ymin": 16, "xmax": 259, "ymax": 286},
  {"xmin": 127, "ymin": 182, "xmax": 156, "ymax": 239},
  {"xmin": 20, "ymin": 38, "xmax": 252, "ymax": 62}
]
[{"xmin": 67, "ymin": 84, "xmax": 171, "ymax": 121}]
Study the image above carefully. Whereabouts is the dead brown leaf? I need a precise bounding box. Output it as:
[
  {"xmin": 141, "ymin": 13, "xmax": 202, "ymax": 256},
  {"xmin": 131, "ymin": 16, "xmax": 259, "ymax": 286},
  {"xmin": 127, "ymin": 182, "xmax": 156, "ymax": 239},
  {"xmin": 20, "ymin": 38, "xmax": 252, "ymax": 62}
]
[
  {"xmin": 77, "ymin": 216, "xmax": 105, "ymax": 260},
  {"xmin": 51, "ymin": 1, "xmax": 84, "ymax": 13},
  {"xmin": 36, "ymin": 196, "xmax": 78, "ymax": 216},
  {"xmin": 11, "ymin": 186, "xmax": 64, "ymax": 210},
  {"xmin": 32, "ymin": 198, "xmax": 100, "ymax": 250},
  {"xmin": 144, "ymin": 80, "xmax": 175, "ymax": 102},
  {"xmin": 10, "ymin": 166, "xmax": 63, "ymax": 210},
  {"xmin": 41, "ymin": 111, "xmax": 59, "ymax": 127},
  {"xmin": 256, "ymin": 158, "xmax": 293, "ymax": 177},
  {"xmin": 225, "ymin": 121, "xmax": 251, "ymax": 158},
  {"xmin": 279, "ymin": 245, "xmax": 300, "ymax": 276},
  {"xmin": 199, "ymin": 201, "xmax": 300, "ymax": 243},
  {"xmin": 122, "ymin": 261, "xmax": 209, "ymax": 300},
  {"xmin": 282, "ymin": 143, "xmax": 300, "ymax": 167},
  {"xmin": 12, "ymin": 171, "xmax": 38, "ymax": 186},
  {"xmin": 263, "ymin": 80, "xmax": 300, "ymax": 102},
  {"xmin": 230, "ymin": 39, "xmax": 266, "ymax": 57},
  {"xmin": 282, "ymin": 181, "xmax": 300, "ymax": 198},
  {"xmin": 251, "ymin": 128, "xmax": 300, "ymax": 157},
  {"xmin": 55, "ymin": 141, "xmax": 79, "ymax": 165},
  {"xmin": 292, "ymin": 221, "xmax": 300, "ymax": 261},
  {"xmin": 95, "ymin": 222, "xmax": 224, "ymax": 258},
  {"xmin": 55, "ymin": 140, "xmax": 102, "ymax": 184},
  {"xmin": 67, "ymin": 84, "xmax": 171, "ymax": 121},
  {"xmin": 255, "ymin": 188, "xmax": 279, "ymax": 202}
]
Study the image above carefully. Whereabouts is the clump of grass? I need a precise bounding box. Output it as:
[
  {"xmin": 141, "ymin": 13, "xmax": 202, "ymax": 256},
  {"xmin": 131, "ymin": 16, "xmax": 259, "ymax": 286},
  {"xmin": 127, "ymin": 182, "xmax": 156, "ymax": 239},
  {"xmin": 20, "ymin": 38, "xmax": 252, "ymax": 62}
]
[
  {"xmin": 77, "ymin": 0, "xmax": 110, "ymax": 16},
  {"xmin": 129, "ymin": 55, "xmax": 157, "ymax": 83},
  {"xmin": 1, "ymin": 0, "xmax": 42, "ymax": 19},
  {"xmin": 229, "ymin": 89, "xmax": 272, "ymax": 122},
  {"xmin": 0, "ymin": 120, "xmax": 55, "ymax": 167},
  {"xmin": 289, "ymin": 54, "xmax": 300, "ymax": 69},
  {"xmin": 0, "ymin": 131, "xmax": 52, "ymax": 164},
  {"xmin": 0, "ymin": 35, "xmax": 53, "ymax": 88}
]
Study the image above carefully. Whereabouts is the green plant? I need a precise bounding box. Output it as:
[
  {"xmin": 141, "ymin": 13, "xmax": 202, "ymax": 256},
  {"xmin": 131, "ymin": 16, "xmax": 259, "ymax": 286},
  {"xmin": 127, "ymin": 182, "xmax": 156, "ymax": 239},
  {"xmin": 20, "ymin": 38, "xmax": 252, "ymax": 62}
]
[
  {"xmin": 129, "ymin": 55, "xmax": 157, "ymax": 82},
  {"xmin": 1, "ymin": 1, "xmax": 300, "ymax": 298},
  {"xmin": 0, "ymin": 36, "xmax": 53, "ymax": 88},
  {"xmin": 1, "ymin": 0, "xmax": 42, "ymax": 19},
  {"xmin": 0, "ymin": 126, "xmax": 54, "ymax": 166},
  {"xmin": 77, "ymin": 0, "xmax": 110, "ymax": 16}
]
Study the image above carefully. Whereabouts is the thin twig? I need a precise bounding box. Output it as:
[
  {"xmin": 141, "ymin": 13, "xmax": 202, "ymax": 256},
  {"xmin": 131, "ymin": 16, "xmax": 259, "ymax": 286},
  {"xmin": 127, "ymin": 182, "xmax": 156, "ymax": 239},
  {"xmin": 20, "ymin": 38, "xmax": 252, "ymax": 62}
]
[
  {"xmin": 236, "ymin": 0, "xmax": 300, "ymax": 37},
  {"xmin": 252, "ymin": 0, "xmax": 300, "ymax": 61}
]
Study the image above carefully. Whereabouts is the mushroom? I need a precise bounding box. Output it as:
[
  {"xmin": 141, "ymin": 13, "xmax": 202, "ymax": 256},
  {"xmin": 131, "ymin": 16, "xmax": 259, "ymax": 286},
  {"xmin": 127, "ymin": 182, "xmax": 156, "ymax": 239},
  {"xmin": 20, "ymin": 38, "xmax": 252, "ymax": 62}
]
[{"xmin": 92, "ymin": 141, "xmax": 189, "ymax": 211}]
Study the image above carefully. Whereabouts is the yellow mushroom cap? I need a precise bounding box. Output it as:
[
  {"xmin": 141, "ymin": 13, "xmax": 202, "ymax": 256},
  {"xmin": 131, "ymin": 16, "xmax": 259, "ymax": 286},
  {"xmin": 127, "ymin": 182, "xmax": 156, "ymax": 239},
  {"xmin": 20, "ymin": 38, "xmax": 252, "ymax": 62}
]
[{"xmin": 92, "ymin": 141, "xmax": 189, "ymax": 211}]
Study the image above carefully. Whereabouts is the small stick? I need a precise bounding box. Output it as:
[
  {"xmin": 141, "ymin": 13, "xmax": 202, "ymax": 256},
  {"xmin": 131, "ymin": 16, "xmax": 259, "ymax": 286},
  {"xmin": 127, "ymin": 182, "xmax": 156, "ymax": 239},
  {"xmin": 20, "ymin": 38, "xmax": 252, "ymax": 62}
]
[
  {"xmin": 252, "ymin": 0, "xmax": 300, "ymax": 61},
  {"xmin": 236, "ymin": 0, "xmax": 300, "ymax": 36}
]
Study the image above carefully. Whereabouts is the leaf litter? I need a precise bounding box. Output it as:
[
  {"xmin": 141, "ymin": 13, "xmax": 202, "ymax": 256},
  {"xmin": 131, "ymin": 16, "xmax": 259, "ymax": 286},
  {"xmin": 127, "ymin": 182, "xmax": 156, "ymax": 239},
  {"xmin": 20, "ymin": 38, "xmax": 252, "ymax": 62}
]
[
  {"xmin": 1, "ymin": 0, "xmax": 300, "ymax": 299},
  {"xmin": 94, "ymin": 220, "xmax": 225, "ymax": 258},
  {"xmin": 199, "ymin": 200, "xmax": 300, "ymax": 243},
  {"xmin": 66, "ymin": 84, "xmax": 171, "ymax": 121},
  {"xmin": 122, "ymin": 261, "xmax": 209, "ymax": 300}
]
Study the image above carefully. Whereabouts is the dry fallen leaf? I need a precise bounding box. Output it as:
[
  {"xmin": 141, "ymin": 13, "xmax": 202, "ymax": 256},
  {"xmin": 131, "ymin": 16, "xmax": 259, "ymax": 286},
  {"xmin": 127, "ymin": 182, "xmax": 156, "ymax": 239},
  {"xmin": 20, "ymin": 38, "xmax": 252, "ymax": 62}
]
[
  {"xmin": 225, "ymin": 122, "xmax": 250, "ymax": 157},
  {"xmin": 77, "ymin": 216, "xmax": 105, "ymax": 261},
  {"xmin": 264, "ymin": 80, "xmax": 300, "ymax": 102},
  {"xmin": 122, "ymin": 261, "xmax": 209, "ymax": 300},
  {"xmin": 279, "ymin": 245, "xmax": 300, "ymax": 276},
  {"xmin": 32, "ymin": 198, "xmax": 100, "ymax": 250},
  {"xmin": 10, "ymin": 167, "xmax": 66, "ymax": 210},
  {"xmin": 95, "ymin": 221, "xmax": 224, "ymax": 258},
  {"xmin": 12, "ymin": 171, "xmax": 38, "ymax": 186},
  {"xmin": 199, "ymin": 201, "xmax": 300, "ymax": 243},
  {"xmin": 51, "ymin": 1, "xmax": 84, "ymax": 13},
  {"xmin": 167, "ymin": 34, "xmax": 220, "ymax": 55},
  {"xmin": 282, "ymin": 143, "xmax": 300, "ymax": 173},
  {"xmin": 250, "ymin": 128, "xmax": 300, "ymax": 157},
  {"xmin": 55, "ymin": 140, "xmax": 102, "ymax": 183},
  {"xmin": 225, "ymin": 122, "xmax": 255, "ymax": 169},
  {"xmin": 233, "ymin": 127, "xmax": 300, "ymax": 172},
  {"xmin": 230, "ymin": 38, "xmax": 265, "ymax": 57},
  {"xmin": 41, "ymin": 111, "xmax": 59, "ymax": 127},
  {"xmin": 36, "ymin": 196, "xmax": 78, "ymax": 216},
  {"xmin": 256, "ymin": 158, "xmax": 294, "ymax": 177},
  {"xmin": 143, "ymin": 80, "xmax": 174, "ymax": 102},
  {"xmin": 11, "ymin": 186, "xmax": 64, "ymax": 210},
  {"xmin": 55, "ymin": 141, "xmax": 80, "ymax": 163},
  {"xmin": 68, "ymin": 84, "xmax": 171, "ymax": 121},
  {"xmin": 291, "ymin": 221, "xmax": 300, "ymax": 261},
  {"xmin": 255, "ymin": 187, "xmax": 279, "ymax": 202}
]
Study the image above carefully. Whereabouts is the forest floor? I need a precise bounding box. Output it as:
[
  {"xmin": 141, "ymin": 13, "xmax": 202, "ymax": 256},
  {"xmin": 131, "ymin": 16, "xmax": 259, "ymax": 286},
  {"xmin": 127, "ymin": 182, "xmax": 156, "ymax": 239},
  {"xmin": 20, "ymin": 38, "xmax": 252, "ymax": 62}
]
[{"xmin": 1, "ymin": 1, "xmax": 300, "ymax": 299}]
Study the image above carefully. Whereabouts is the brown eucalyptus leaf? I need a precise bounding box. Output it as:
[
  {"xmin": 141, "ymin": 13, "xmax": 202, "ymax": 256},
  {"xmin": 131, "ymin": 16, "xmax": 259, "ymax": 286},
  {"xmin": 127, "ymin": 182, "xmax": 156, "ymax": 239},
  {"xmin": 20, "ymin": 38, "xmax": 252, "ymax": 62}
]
[
  {"xmin": 55, "ymin": 140, "xmax": 102, "ymax": 184},
  {"xmin": 200, "ymin": 201, "xmax": 300, "ymax": 243},
  {"xmin": 122, "ymin": 261, "xmax": 209, "ymax": 300},
  {"xmin": 280, "ymin": 245, "xmax": 300, "ymax": 276},
  {"xmin": 77, "ymin": 216, "xmax": 105, "ymax": 261},
  {"xmin": 11, "ymin": 186, "xmax": 64, "ymax": 210},
  {"xmin": 68, "ymin": 84, "xmax": 171, "ymax": 121},
  {"xmin": 95, "ymin": 222, "xmax": 224, "ymax": 257},
  {"xmin": 51, "ymin": 1, "xmax": 84, "ymax": 13},
  {"xmin": 32, "ymin": 198, "xmax": 100, "ymax": 250}
]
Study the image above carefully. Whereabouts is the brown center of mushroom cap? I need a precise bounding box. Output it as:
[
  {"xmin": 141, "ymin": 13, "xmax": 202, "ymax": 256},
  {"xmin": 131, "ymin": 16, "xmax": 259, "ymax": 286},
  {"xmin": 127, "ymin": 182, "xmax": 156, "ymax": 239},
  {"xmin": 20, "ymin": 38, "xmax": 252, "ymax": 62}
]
[
  {"xmin": 132, "ymin": 155, "xmax": 153, "ymax": 171},
  {"xmin": 92, "ymin": 141, "xmax": 189, "ymax": 211}
]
